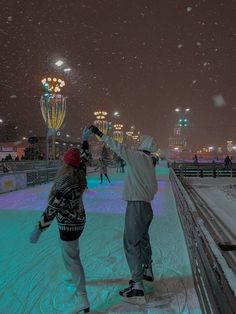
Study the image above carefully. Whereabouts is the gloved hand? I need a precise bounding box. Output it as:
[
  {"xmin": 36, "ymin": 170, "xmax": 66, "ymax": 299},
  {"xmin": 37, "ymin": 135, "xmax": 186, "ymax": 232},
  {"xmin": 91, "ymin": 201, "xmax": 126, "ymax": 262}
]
[
  {"xmin": 82, "ymin": 127, "xmax": 92, "ymax": 141},
  {"xmin": 30, "ymin": 225, "xmax": 42, "ymax": 243},
  {"xmin": 88, "ymin": 125, "xmax": 104, "ymax": 138}
]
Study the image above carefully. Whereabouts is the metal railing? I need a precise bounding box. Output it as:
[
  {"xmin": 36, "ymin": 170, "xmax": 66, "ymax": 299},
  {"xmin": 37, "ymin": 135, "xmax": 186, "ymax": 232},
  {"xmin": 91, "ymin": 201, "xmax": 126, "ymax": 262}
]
[
  {"xmin": 169, "ymin": 168, "xmax": 236, "ymax": 314},
  {"xmin": 169, "ymin": 161, "xmax": 236, "ymax": 177},
  {"xmin": 0, "ymin": 160, "xmax": 62, "ymax": 173}
]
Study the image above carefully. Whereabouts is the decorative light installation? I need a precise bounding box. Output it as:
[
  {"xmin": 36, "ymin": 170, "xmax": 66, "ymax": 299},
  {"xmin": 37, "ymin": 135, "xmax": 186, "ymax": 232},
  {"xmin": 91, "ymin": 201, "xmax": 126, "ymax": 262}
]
[
  {"xmin": 40, "ymin": 76, "xmax": 66, "ymax": 160},
  {"xmin": 41, "ymin": 77, "xmax": 65, "ymax": 94},
  {"xmin": 132, "ymin": 134, "xmax": 139, "ymax": 141},
  {"xmin": 40, "ymin": 94, "xmax": 66, "ymax": 131},
  {"xmin": 113, "ymin": 123, "xmax": 124, "ymax": 143},
  {"xmin": 227, "ymin": 140, "xmax": 233, "ymax": 153},
  {"xmin": 126, "ymin": 125, "xmax": 135, "ymax": 137},
  {"xmin": 94, "ymin": 111, "xmax": 108, "ymax": 139}
]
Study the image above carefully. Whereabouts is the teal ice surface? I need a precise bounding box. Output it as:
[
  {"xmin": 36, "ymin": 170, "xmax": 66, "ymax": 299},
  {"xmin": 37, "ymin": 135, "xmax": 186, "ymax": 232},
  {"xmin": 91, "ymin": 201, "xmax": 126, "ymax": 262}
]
[{"xmin": 0, "ymin": 161, "xmax": 201, "ymax": 313}]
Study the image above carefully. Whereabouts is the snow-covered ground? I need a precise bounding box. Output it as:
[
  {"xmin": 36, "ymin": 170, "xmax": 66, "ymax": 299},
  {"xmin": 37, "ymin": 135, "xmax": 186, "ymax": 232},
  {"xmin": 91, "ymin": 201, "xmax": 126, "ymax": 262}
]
[
  {"xmin": 0, "ymin": 162, "xmax": 201, "ymax": 313},
  {"xmin": 186, "ymin": 177, "xmax": 236, "ymax": 238}
]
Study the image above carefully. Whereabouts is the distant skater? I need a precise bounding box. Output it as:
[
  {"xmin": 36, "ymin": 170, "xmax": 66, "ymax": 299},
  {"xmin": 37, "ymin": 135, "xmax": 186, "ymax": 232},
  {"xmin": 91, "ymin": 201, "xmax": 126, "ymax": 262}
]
[
  {"xmin": 224, "ymin": 155, "xmax": 232, "ymax": 169},
  {"xmin": 96, "ymin": 158, "xmax": 111, "ymax": 184}
]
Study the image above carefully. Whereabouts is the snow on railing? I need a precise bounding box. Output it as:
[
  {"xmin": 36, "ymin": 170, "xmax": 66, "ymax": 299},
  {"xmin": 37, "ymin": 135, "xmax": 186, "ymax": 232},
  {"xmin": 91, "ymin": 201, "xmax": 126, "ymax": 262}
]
[{"xmin": 169, "ymin": 168, "xmax": 236, "ymax": 314}]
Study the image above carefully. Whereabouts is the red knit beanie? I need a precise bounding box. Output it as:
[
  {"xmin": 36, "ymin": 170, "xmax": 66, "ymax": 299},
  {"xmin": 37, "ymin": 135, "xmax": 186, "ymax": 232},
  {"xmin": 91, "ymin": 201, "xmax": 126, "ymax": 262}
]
[{"xmin": 63, "ymin": 148, "xmax": 80, "ymax": 167}]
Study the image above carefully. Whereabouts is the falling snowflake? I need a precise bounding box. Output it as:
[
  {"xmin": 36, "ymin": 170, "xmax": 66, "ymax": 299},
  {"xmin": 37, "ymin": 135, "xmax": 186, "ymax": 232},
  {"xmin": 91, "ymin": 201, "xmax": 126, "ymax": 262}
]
[
  {"xmin": 196, "ymin": 42, "xmax": 202, "ymax": 46},
  {"xmin": 192, "ymin": 80, "xmax": 197, "ymax": 84},
  {"xmin": 212, "ymin": 94, "xmax": 226, "ymax": 108},
  {"xmin": 10, "ymin": 95, "xmax": 17, "ymax": 98},
  {"xmin": 7, "ymin": 16, "xmax": 12, "ymax": 22},
  {"xmin": 187, "ymin": 7, "xmax": 192, "ymax": 12},
  {"xmin": 177, "ymin": 44, "xmax": 183, "ymax": 49}
]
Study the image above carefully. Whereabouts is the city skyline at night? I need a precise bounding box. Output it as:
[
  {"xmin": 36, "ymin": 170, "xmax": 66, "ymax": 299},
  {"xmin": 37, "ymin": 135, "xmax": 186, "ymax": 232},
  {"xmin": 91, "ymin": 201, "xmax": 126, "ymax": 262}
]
[{"xmin": 1, "ymin": 0, "xmax": 236, "ymax": 149}]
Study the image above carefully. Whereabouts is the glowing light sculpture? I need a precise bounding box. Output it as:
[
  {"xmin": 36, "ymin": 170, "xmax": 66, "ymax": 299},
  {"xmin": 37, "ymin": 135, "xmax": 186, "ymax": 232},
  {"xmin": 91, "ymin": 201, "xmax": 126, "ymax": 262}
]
[
  {"xmin": 113, "ymin": 123, "xmax": 124, "ymax": 143},
  {"xmin": 94, "ymin": 110, "xmax": 108, "ymax": 140},
  {"xmin": 40, "ymin": 94, "xmax": 66, "ymax": 131},
  {"xmin": 40, "ymin": 76, "xmax": 66, "ymax": 160}
]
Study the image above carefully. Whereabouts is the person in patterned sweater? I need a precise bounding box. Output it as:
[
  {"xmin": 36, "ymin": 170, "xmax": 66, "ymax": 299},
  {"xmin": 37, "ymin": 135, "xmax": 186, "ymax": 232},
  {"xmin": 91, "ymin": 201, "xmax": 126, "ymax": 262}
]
[{"xmin": 29, "ymin": 127, "xmax": 92, "ymax": 314}]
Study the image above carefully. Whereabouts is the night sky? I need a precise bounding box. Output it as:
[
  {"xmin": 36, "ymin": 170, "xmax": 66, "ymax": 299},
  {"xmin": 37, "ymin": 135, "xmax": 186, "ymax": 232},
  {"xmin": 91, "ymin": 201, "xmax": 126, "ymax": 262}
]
[{"xmin": 1, "ymin": 0, "xmax": 236, "ymax": 149}]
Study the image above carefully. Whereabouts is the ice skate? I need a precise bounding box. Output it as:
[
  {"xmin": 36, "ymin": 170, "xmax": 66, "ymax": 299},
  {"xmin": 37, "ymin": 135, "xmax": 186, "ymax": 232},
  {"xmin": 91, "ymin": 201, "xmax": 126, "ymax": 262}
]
[
  {"xmin": 120, "ymin": 281, "xmax": 146, "ymax": 305},
  {"xmin": 143, "ymin": 264, "xmax": 154, "ymax": 282}
]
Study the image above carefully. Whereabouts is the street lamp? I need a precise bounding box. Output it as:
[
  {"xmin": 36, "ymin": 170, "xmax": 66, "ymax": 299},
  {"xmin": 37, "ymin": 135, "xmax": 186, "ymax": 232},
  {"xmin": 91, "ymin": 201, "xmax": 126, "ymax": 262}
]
[
  {"xmin": 113, "ymin": 111, "xmax": 120, "ymax": 117},
  {"xmin": 175, "ymin": 107, "xmax": 190, "ymax": 113},
  {"xmin": 64, "ymin": 68, "xmax": 71, "ymax": 72},
  {"xmin": 55, "ymin": 60, "xmax": 64, "ymax": 67}
]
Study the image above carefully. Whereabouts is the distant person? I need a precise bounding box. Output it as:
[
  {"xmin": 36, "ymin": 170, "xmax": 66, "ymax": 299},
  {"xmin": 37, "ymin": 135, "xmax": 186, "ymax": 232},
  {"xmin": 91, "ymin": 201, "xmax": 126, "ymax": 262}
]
[
  {"xmin": 2, "ymin": 162, "xmax": 10, "ymax": 173},
  {"xmin": 224, "ymin": 155, "xmax": 232, "ymax": 169},
  {"xmin": 95, "ymin": 157, "xmax": 111, "ymax": 183},
  {"xmin": 29, "ymin": 127, "xmax": 92, "ymax": 314},
  {"xmin": 89, "ymin": 125, "xmax": 157, "ymax": 304},
  {"xmin": 120, "ymin": 158, "xmax": 126, "ymax": 173},
  {"xmin": 116, "ymin": 156, "xmax": 122, "ymax": 173},
  {"xmin": 193, "ymin": 154, "xmax": 198, "ymax": 164},
  {"xmin": 7, "ymin": 154, "xmax": 13, "ymax": 161}
]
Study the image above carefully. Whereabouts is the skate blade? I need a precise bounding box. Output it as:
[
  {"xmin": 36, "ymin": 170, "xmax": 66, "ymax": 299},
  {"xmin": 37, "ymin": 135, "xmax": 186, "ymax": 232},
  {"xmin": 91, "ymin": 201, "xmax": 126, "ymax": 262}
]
[{"xmin": 122, "ymin": 296, "xmax": 146, "ymax": 305}]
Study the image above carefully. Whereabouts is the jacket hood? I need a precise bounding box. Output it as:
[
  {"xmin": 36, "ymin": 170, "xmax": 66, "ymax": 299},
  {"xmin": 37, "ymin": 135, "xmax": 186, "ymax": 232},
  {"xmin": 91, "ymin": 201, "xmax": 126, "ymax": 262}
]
[{"xmin": 138, "ymin": 135, "xmax": 157, "ymax": 153}]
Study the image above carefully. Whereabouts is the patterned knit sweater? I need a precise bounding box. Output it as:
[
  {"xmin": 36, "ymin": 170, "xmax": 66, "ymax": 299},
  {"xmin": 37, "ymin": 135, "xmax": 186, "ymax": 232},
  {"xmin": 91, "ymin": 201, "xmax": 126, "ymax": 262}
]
[{"xmin": 37, "ymin": 141, "xmax": 89, "ymax": 241}]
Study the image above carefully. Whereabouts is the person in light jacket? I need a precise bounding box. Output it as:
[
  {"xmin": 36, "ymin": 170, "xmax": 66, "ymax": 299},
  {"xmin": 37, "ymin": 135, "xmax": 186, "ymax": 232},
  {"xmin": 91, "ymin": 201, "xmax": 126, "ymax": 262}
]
[{"xmin": 89, "ymin": 125, "xmax": 157, "ymax": 304}]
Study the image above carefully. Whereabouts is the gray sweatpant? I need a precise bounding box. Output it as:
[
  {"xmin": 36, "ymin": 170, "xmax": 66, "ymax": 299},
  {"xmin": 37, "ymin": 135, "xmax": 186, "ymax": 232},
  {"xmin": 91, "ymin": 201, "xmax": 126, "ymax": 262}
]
[
  {"xmin": 124, "ymin": 201, "xmax": 153, "ymax": 282},
  {"xmin": 61, "ymin": 239, "xmax": 89, "ymax": 306}
]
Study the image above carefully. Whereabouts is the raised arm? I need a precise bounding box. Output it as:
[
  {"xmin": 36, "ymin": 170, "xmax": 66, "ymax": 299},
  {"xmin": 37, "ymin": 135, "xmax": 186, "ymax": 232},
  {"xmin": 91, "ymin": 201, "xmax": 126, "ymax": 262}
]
[{"xmin": 88, "ymin": 125, "xmax": 136, "ymax": 164}]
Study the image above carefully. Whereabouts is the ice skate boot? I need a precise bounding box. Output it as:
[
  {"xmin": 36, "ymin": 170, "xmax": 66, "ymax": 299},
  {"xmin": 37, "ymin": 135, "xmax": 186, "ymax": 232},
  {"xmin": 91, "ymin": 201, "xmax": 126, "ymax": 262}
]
[{"xmin": 120, "ymin": 281, "xmax": 146, "ymax": 305}]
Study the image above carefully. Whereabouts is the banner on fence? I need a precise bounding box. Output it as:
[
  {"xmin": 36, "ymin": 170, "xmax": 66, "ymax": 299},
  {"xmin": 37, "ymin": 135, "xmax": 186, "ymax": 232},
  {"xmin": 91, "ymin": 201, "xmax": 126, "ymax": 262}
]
[
  {"xmin": 0, "ymin": 175, "xmax": 16, "ymax": 193},
  {"xmin": 0, "ymin": 173, "xmax": 27, "ymax": 193}
]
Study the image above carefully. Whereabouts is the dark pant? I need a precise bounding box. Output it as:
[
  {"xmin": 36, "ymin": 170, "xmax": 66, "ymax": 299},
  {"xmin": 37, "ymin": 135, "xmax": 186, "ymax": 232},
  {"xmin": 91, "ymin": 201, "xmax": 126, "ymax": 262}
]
[{"xmin": 100, "ymin": 173, "xmax": 111, "ymax": 183}]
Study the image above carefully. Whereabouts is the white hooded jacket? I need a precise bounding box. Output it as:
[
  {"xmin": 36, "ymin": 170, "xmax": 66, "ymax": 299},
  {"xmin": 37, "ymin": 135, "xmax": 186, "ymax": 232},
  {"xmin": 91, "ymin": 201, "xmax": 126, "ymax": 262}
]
[{"xmin": 102, "ymin": 135, "xmax": 157, "ymax": 202}]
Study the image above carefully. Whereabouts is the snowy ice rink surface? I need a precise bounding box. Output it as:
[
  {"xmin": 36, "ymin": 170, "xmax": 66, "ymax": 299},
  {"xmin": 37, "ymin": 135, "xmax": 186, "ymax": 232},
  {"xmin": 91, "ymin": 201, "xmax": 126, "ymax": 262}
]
[
  {"xmin": 0, "ymin": 162, "xmax": 201, "ymax": 313},
  {"xmin": 186, "ymin": 177, "xmax": 236, "ymax": 238}
]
